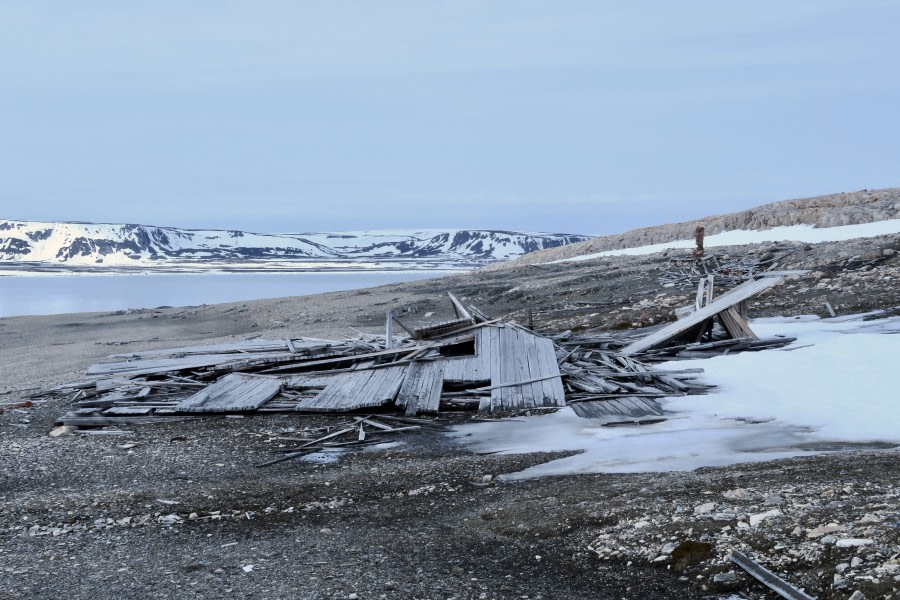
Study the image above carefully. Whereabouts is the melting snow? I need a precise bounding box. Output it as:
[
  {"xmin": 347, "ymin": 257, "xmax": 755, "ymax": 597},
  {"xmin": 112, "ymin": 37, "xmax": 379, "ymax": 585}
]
[{"xmin": 450, "ymin": 312, "xmax": 900, "ymax": 479}]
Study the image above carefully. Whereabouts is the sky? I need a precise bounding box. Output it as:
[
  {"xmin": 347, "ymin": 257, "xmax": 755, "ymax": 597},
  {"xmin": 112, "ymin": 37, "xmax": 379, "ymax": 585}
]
[{"xmin": 1, "ymin": 1, "xmax": 898, "ymax": 235}]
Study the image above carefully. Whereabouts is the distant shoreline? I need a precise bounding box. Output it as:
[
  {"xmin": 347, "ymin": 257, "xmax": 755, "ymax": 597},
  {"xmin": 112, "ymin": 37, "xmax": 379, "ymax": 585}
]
[{"xmin": 0, "ymin": 261, "xmax": 471, "ymax": 277}]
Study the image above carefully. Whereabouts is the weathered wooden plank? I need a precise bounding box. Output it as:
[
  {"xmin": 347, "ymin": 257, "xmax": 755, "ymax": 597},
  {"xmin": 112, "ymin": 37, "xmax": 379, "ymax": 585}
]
[
  {"xmin": 399, "ymin": 362, "xmax": 444, "ymax": 416},
  {"xmin": 488, "ymin": 327, "xmax": 502, "ymax": 412},
  {"xmin": 621, "ymin": 276, "xmax": 785, "ymax": 355},
  {"xmin": 569, "ymin": 397, "xmax": 663, "ymax": 419},
  {"xmin": 175, "ymin": 373, "xmax": 283, "ymax": 413},
  {"xmin": 719, "ymin": 305, "xmax": 759, "ymax": 340},
  {"xmin": 522, "ymin": 332, "xmax": 543, "ymax": 409},
  {"xmin": 417, "ymin": 363, "xmax": 445, "ymax": 415},
  {"xmin": 447, "ymin": 292, "xmax": 474, "ymax": 322},
  {"xmin": 295, "ymin": 366, "xmax": 406, "ymax": 413}
]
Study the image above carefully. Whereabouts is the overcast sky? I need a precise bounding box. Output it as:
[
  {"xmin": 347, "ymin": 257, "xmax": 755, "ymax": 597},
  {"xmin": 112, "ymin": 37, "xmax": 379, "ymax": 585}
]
[{"xmin": 1, "ymin": 1, "xmax": 898, "ymax": 235}]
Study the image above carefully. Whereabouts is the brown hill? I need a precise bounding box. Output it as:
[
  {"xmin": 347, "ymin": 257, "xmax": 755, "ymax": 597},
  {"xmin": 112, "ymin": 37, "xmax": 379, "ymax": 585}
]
[{"xmin": 492, "ymin": 187, "xmax": 900, "ymax": 268}]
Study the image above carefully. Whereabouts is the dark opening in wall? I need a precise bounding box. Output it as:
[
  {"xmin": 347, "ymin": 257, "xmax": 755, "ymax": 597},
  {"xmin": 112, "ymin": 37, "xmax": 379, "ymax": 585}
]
[{"xmin": 438, "ymin": 338, "xmax": 476, "ymax": 358}]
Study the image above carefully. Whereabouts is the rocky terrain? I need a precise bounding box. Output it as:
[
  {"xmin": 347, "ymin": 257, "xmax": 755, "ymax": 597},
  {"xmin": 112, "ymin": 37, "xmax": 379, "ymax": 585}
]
[
  {"xmin": 2, "ymin": 202, "xmax": 899, "ymax": 598},
  {"xmin": 499, "ymin": 187, "xmax": 900, "ymax": 266}
]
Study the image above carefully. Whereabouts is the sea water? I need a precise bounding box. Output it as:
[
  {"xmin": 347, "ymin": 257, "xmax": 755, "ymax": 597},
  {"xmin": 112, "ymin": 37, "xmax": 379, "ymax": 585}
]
[{"xmin": 0, "ymin": 271, "xmax": 451, "ymax": 317}]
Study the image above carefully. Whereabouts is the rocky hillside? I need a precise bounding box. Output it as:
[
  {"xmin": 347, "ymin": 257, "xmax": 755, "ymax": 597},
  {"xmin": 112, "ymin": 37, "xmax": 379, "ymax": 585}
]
[
  {"xmin": 0, "ymin": 221, "xmax": 589, "ymax": 269},
  {"xmin": 497, "ymin": 187, "xmax": 900, "ymax": 268}
]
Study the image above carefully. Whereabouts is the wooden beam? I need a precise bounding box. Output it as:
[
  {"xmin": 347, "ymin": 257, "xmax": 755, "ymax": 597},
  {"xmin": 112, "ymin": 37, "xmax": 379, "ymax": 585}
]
[{"xmin": 621, "ymin": 275, "xmax": 785, "ymax": 355}]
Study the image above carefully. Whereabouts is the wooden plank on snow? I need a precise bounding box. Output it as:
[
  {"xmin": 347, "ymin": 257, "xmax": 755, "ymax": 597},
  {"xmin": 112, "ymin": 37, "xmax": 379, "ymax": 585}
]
[{"xmin": 621, "ymin": 276, "xmax": 785, "ymax": 355}]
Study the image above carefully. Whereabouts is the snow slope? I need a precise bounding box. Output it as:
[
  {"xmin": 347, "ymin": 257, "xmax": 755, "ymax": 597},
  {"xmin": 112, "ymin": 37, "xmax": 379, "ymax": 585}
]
[
  {"xmin": 451, "ymin": 312, "xmax": 900, "ymax": 478},
  {"xmin": 0, "ymin": 220, "xmax": 589, "ymax": 269},
  {"xmin": 553, "ymin": 219, "xmax": 900, "ymax": 263}
]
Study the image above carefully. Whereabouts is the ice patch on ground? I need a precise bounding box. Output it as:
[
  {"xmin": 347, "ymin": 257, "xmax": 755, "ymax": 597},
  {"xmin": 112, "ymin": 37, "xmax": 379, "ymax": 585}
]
[{"xmin": 450, "ymin": 313, "xmax": 900, "ymax": 479}]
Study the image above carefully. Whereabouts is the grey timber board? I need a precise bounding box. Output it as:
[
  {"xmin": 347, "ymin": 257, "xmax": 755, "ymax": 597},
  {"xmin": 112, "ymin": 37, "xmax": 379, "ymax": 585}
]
[
  {"xmin": 103, "ymin": 339, "xmax": 294, "ymax": 360},
  {"xmin": 441, "ymin": 359, "xmax": 465, "ymax": 382},
  {"xmin": 370, "ymin": 366, "xmax": 407, "ymax": 408},
  {"xmin": 510, "ymin": 328, "xmax": 528, "ymax": 410},
  {"xmin": 522, "ymin": 332, "xmax": 543, "ymax": 409},
  {"xmin": 175, "ymin": 373, "xmax": 283, "ymax": 413},
  {"xmin": 719, "ymin": 306, "xmax": 759, "ymax": 340},
  {"xmin": 499, "ymin": 327, "xmax": 518, "ymax": 410},
  {"xmin": 396, "ymin": 362, "xmax": 424, "ymax": 409},
  {"xmin": 398, "ymin": 362, "xmax": 443, "ymax": 416},
  {"xmin": 418, "ymin": 363, "xmax": 445, "ymax": 415},
  {"xmin": 296, "ymin": 367, "xmax": 407, "ymax": 413},
  {"xmin": 296, "ymin": 371, "xmax": 370, "ymax": 412},
  {"xmin": 570, "ymin": 397, "xmax": 662, "ymax": 419},
  {"xmin": 535, "ymin": 336, "xmax": 566, "ymax": 407},
  {"xmin": 621, "ymin": 276, "xmax": 784, "ymax": 355},
  {"xmin": 88, "ymin": 351, "xmax": 298, "ymax": 378},
  {"xmin": 287, "ymin": 374, "xmax": 341, "ymax": 389},
  {"xmin": 488, "ymin": 327, "xmax": 502, "ymax": 412}
]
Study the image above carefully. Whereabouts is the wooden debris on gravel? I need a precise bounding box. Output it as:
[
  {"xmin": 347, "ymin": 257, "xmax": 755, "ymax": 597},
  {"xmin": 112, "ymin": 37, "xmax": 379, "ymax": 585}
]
[{"xmin": 35, "ymin": 286, "xmax": 800, "ymax": 435}]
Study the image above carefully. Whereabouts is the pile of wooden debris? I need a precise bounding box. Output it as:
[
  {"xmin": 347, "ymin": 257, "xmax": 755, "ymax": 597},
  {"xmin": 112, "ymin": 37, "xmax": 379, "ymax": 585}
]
[{"xmin": 36, "ymin": 275, "xmax": 799, "ymax": 435}]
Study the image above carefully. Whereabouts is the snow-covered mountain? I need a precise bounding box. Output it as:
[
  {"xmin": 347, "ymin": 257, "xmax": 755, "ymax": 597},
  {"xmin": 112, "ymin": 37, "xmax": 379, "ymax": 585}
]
[{"xmin": 0, "ymin": 220, "xmax": 590, "ymax": 270}]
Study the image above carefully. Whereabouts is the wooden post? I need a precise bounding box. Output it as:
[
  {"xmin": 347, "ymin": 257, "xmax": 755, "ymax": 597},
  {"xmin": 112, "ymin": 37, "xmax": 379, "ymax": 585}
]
[
  {"xmin": 692, "ymin": 226, "xmax": 705, "ymax": 260},
  {"xmin": 385, "ymin": 310, "xmax": 393, "ymax": 349}
]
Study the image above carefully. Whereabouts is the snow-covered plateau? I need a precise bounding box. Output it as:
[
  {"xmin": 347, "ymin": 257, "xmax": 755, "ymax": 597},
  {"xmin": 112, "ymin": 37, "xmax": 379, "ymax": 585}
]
[{"xmin": 0, "ymin": 220, "xmax": 589, "ymax": 271}]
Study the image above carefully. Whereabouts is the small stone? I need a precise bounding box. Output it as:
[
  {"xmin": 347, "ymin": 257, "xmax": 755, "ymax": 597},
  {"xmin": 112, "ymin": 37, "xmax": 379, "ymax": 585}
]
[
  {"xmin": 713, "ymin": 572, "xmax": 737, "ymax": 584},
  {"xmin": 836, "ymin": 538, "xmax": 874, "ymax": 548},
  {"xmin": 481, "ymin": 475, "xmax": 493, "ymax": 483},
  {"xmin": 835, "ymin": 562, "xmax": 849, "ymax": 573},
  {"xmin": 807, "ymin": 523, "xmax": 842, "ymax": 538},
  {"xmin": 848, "ymin": 591, "xmax": 865, "ymax": 600},
  {"xmin": 348, "ymin": 594, "xmax": 359, "ymax": 600},
  {"xmin": 242, "ymin": 564, "xmax": 254, "ymax": 573},
  {"xmin": 49, "ymin": 426, "xmax": 74, "ymax": 437},
  {"xmin": 749, "ymin": 509, "xmax": 782, "ymax": 527},
  {"xmin": 694, "ymin": 502, "xmax": 716, "ymax": 515},
  {"xmin": 859, "ymin": 513, "xmax": 882, "ymax": 523},
  {"xmin": 883, "ymin": 248, "xmax": 896, "ymax": 257},
  {"xmin": 723, "ymin": 488, "xmax": 751, "ymax": 500},
  {"xmin": 851, "ymin": 556, "xmax": 863, "ymax": 568},
  {"xmin": 820, "ymin": 535, "xmax": 838, "ymax": 545},
  {"xmin": 764, "ymin": 494, "xmax": 783, "ymax": 506}
]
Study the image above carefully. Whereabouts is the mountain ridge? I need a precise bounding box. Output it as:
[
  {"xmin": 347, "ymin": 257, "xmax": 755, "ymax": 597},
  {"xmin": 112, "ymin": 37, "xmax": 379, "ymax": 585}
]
[{"xmin": 0, "ymin": 220, "xmax": 589, "ymax": 270}]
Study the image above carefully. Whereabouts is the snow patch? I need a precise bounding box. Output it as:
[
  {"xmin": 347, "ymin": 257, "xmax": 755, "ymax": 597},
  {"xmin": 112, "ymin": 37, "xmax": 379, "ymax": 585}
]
[
  {"xmin": 451, "ymin": 313, "xmax": 900, "ymax": 478},
  {"xmin": 554, "ymin": 219, "xmax": 900, "ymax": 263}
]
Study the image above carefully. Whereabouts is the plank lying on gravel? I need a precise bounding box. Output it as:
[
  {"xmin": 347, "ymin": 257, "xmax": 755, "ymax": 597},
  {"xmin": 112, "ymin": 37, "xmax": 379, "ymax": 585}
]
[{"xmin": 730, "ymin": 551, "xmax": 816, "ymax": 600}]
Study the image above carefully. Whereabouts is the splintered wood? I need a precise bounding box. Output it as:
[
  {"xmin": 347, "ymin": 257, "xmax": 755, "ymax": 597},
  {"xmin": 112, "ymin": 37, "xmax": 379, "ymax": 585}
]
[{"xmin": 37, "ymin": 286, "xmax": 803, "ymax": 433}]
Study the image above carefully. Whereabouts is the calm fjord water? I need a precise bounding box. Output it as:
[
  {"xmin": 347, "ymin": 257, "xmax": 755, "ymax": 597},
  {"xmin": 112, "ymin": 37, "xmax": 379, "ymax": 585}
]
[{"xmin": 0, "ymin": 271, "xmax": 448, "ymax": 317}]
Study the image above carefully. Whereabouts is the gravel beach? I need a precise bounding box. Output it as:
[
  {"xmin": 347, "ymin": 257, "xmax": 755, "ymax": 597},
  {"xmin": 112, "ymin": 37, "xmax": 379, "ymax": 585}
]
[{"xmin": 2, "ymin": 231, "xmax": 899, "ymax": 599}]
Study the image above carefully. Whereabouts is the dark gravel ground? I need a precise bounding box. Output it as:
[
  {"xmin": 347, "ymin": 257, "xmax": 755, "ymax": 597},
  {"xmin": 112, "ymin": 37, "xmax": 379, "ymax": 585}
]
[{"xmin": 2, "ymin": 233, "xmax": 899, "ymax": 599}]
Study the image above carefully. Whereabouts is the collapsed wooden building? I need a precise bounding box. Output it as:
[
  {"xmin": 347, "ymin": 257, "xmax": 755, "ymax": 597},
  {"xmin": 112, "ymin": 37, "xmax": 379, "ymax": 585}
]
[{"xmin": 42, "ymin": 274, "xmax": 798, "ymax": 431}]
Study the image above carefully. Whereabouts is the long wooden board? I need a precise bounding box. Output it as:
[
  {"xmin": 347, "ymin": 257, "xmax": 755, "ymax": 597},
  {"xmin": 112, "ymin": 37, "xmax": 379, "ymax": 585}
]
[
  {"xmin": 295, "ymin": 366, "xmax": 406, "ymax": 413},
  {"xmin": 175, "ymin": 373, "xmax": 283, "ymax": 413},
  {"xmin": 621, "ymin": 276, "xmax": 784, "ymax": 355}
]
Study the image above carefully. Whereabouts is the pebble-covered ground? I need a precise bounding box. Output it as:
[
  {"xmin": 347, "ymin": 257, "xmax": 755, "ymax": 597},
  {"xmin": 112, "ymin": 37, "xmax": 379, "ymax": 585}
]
[{"xmin": 2, "ymin": 232, "xmax": 898, "ymax": 599}]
